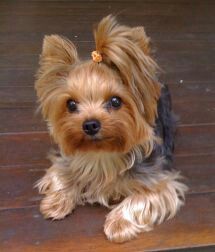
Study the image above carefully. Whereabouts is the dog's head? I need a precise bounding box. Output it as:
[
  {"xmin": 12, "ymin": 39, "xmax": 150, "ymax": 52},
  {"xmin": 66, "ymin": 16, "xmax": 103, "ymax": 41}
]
[{"xmin": 35, "ymin": 15, "xmax": 161, "ymax": 155}]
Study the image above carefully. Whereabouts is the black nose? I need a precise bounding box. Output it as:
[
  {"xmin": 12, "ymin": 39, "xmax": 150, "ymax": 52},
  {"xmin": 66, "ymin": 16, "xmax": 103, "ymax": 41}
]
[{"xmin": 83, "ymin": 120, "xmax": 101, "ymax": 136}]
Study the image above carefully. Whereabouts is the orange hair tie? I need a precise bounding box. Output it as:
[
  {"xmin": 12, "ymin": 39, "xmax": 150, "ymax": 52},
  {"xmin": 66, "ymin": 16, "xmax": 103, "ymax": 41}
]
[{"xmin": 91, "ymin": 50, "xmax": 102, "ymax": 63}]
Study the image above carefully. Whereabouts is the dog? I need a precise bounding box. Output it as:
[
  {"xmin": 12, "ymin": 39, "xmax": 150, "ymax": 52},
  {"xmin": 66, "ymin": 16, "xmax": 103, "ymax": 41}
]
[{"xmin": 35, "ymin": 15, "xmax": 187, "ymax": 243}]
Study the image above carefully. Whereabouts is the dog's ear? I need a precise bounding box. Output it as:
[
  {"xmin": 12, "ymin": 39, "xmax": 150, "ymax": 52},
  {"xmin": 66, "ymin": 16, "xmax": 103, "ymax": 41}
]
[
  {"xmin": 94, "ymin": 15, "xmax": 160, "ymax": 125},
  {"xmin": 131, "ymin": 27, "xmax": 151, "ymax": 55},
  {"xmin": 39, "ymin": 35, "xmax": 78, "ymax": 73},
  {"xmin": 35, "ymin": 35, "xmax": 78, "ymax": 119}
]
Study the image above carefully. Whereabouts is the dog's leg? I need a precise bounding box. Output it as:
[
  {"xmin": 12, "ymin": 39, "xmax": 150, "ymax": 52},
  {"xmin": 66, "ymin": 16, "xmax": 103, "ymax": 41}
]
[
  {"xmin": 36, "ymin": 164, "xmax": 79, "ymax": 220},
  {"xmin": 104, "ymin": 172, "xmax": 187, "ymax": 243}
]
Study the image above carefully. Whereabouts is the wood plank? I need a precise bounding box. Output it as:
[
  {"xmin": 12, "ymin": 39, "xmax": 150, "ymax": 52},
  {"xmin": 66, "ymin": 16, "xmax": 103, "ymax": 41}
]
[
  {"xmin": 175, "ymin": 125, "xmax": 215, "ymax": 157},
  {"xmin": 0, "ymin": 87, "xmax": 36, "ymax": 108},
  {"xmin": 0, "ymin": 68, "xmax": 35, "ymax": 87},
  {"xmin": 1, "ymin": 39, "xmax": 215, "ymax": 76},
  {"xmin": 0, "ymin": 125, "xmax": 215, "ymax": 167},
  {"xmin": 1, "ymin": 1, "xmax": 215, "ymax": 38},
  {"xmin": 0, "ymin": 132, "xmax": 51, "ymax": 167},
  {"xmin": 1, "ymin": 66, "xmax": 214, "ymax": 90},
  {"xmin": 1, "ymin": 0, "xmax": 215, "ymax": 3},
  {"xmin": 1, "ymin": 1, "xmax": 214, "ymax": 20},
  {"xmin": 2, "ymin": 82, "xmax": 215, "ymax": 108},
  {"xmin": 0, "ymin": 0, "xmax": 214, "ymax": 251},
  {"xmin": 1, "ymin": 106, "xmax": 93, "ymax": 132},
  {"xmin": 0, "ymin": 165, "xmax": 45, "ymax": 210},
  {"xmin": 1, "ymin": 1, "xmax": 214, "ymax": 17},
  {"xmin": 0, "ymin": 1, "xmax": 214, "ymax": 55},
  {"xmin": 166, "ymin": 246, "xmax": 215, "ymax": 252},
  {"xmin": 0, "ymin": 99, "xmax": 214, "ymax": 133},
  {"xmin": 3, "ymin": 38, "xmax": 215, "ymax": 69},
  {"xmin": 0, "ymin": 82, "xmax": 214, "ymax": 133},
  {"xmin": 14, "ymin": 0, "xmax": 215, "ymax": 2},
  {"xmin": 0, "ymin": 108, "xmax": 46, "ymax": 133},
  {"xmin": 1, "ymin": 39, "xmax": 215, "ymax": 91},
  {"xmin": 173, "ymin": 154, "xmax": 215, "ymax": 194},
  {"xmin": 0, "ymin": 22, "xmax": 214, "ymax": 41},
  {"xmin": 1, "ymin": 30, "xmax": 215, "ymax": 56},
  {"xmin": 0, "ymin": 154, "xmax": 214, "ymax": 210},
  {"xmin": 169, "ymin": 83, "xmax": 215, "ymax": 126},
  {"xmin": 0, "ymin": 193, "xmax": 214, "ymax": 251}
]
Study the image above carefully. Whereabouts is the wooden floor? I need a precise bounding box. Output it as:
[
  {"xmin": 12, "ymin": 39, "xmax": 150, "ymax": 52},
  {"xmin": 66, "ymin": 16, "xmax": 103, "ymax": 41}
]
[{"xmin": 0, "ymin": 0, "xmax": 215, "ymax": 251}]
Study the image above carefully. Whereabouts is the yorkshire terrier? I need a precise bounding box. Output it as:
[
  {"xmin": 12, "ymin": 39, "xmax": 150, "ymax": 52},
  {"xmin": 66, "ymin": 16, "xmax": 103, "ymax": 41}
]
[{"xmin": 35, "ymin": 15, "xmax": 187, "ymax": 243}]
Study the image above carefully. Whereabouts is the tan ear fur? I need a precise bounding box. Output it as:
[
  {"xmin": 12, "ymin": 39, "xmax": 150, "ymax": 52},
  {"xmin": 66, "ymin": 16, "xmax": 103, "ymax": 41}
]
[
  {"xmin": 39, "ymin": 35, "xmax": 78, "ymax": 73},
  {"xmin": 131, "ymin": 26, "xmax": 151, "ymax": 55},
  {"xmin": 93, "ymin": 15, "xmax": 161, "ymax": 125},
  {"xmin": 35, "ymin": 35, "xmax": 78, "ymax": 119}
]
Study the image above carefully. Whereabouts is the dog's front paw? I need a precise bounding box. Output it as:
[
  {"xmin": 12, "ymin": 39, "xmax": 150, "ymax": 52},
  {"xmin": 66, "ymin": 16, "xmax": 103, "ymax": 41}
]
[
  {"xmin": 40, "ymin": 191, "xmax": 75, "ymax": 220},
  {"xmin": 36, "ymin": 173, "xmax": 53, "ymax": 194},
  {"xmin": 36, "ymin": 168, "xmax": 65, "ymax": 195},
  {"xmin": 104, "ymin": 213, "xmax": 140, "ymax": 243}
]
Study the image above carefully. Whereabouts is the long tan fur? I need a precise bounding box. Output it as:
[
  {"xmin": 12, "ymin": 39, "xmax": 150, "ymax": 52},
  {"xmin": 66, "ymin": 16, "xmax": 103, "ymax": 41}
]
[
  {"xmin": 94, "ymin": 15, "xmax": 161, "ymax": 125},
  {"xmin": 35, "ymin": 15, "xmax": 187, "ymax": 243}
]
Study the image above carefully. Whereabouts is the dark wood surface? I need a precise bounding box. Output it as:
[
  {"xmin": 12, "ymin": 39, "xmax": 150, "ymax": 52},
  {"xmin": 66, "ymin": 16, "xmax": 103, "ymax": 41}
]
[{"xmin": 0, "ymin": 0, "xmax": 215, "ymax": 251}]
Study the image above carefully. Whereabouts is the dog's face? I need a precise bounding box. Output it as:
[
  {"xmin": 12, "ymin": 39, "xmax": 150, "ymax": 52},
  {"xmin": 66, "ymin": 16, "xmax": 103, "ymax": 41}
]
[
  {"xmin": 35, "ymin": 16, "xmax": 160, "ymax": 156},
  {"xmin": 37, "ymin": 60, "xmax": 151, "ymax": 154}
]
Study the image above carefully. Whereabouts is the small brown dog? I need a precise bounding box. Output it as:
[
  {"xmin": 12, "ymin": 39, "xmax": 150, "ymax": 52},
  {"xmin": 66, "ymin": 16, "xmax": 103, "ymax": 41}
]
[{"xmin": 35, "ymin": 15, "xmax": 187, "ymax": 243}]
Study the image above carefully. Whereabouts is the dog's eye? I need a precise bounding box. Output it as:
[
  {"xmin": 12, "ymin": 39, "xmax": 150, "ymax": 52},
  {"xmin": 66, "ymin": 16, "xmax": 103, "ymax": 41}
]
[
  {"xmin": 67, "ymin": 99, "xmax": 77, "ymax": 112},
  {"xmin": 110, "ymin": 96, "xmax": 122, "ymax": 109}
]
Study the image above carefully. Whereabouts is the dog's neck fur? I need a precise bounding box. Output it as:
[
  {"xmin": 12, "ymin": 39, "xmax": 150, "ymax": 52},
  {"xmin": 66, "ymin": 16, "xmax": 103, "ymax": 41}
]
[
  {"xmin": 54, "ymin": 149, "xmax": 143, "ymax": 206},
  {"xmin": 61, "ymin": 151, "xmax": 134, "ymax": 182}
]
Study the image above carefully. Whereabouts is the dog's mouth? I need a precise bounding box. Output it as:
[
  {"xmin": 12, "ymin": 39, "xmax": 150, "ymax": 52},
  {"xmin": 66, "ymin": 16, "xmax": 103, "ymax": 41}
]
[
  {"xmin": 71, "ymin": 135, "xmax": 112, "ymax": 152},
  {"xmin": 68, "ymin": 133, "xmax": 126, "ymax": 153},
  {"xmin": 87, "ymin": 135, "xmax": 113, "ymax": 142}
]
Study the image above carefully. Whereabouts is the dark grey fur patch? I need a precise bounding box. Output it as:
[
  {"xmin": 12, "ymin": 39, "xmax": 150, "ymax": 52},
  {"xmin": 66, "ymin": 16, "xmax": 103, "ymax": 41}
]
[
  {"xmin": 154, "ymin": 84, "xmax": 176, "ymax": 164},
  {"xmin": 132, "ymin": 84, "xmax": 176, "ymax": 174}
]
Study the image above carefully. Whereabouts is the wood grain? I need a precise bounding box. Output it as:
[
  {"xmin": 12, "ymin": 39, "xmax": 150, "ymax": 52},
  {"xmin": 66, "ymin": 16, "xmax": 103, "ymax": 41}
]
[
  {"xmin": 0, "ymin": 193, "xmax": 214, "ymax": 252},
  {"xmin": 0, "ymin": 0, "xmax": 215, "ymax": 251},
  {"xmin": 175, "ymin": 125, "xmax": 215, "ymax": 157},
  {"xmin": 0, "ymin": 165, "xmax": 44, "ymax": 210},
  {"xmin": 0, "ymin": 108, "xmax": 46, "ymax": 133},
  {"xmin": 1, "ymin": 40, "xmax": 215, "ymax": 86},
  {"xmin": 1, "ymin": 1, "xmax": 215, "ymax": 37},
  {"xmin": 0, "ymin": 125, "xmax": 215, "ymax": 167},
  {"xmin": 0, "ymin": 82, "xmax": 214, "ymax": 134},
  {"xmin": 0, "ymin": 154, "xmax": 214, "ymax": 210},
  {"xmin": 0, "ymin": 132, "xmax": 51, "ymax": 167},
  {"xmin": 1, "ymin": 81, "xmax": 214, "ymax": 108}
]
